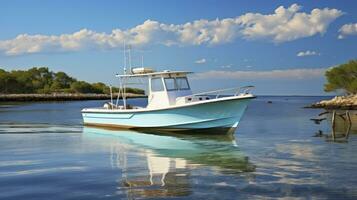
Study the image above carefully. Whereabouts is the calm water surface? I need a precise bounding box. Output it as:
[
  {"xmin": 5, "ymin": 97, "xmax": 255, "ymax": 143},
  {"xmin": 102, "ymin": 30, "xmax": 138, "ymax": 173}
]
[{"xmin": 1, "ymin": 97, "xmax": 357, "ymax": 199}]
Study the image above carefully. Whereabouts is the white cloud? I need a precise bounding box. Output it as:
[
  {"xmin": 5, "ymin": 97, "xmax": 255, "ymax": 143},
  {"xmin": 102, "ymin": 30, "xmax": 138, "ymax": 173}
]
[
  {"xmin": 219, "ymin": 64, "xmax": 232, "ymax": 68},
  {"xmin": 195, "ymin": 58, "xmax": 206, "ymax": 64},
  {"xmin": 219, "ymin": 64, "xmax": 252, "ymax": 69},
  {"xmin": 297, "ymin": 50, "xmax": 320, "ymax": 57},
  {"xmin": 0, "ymin": 4, "xmax": 343, "ymax": 56},
  {"xmin": 237, "ymin": 4, "xmax": 342, "ymax": 42},
  {"xmin": 193, "ymin": 68, "xmax": 326, "ymax": 80},
  {"xmin": 338, "ymin": 23, "xmax": 357, "ymax": 39}
]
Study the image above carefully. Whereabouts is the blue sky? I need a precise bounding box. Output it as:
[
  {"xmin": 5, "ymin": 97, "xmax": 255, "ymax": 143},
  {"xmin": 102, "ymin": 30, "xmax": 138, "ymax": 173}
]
[{"xmin": 0, "ymin": 0, "xmax": 356, "ymax": 95}]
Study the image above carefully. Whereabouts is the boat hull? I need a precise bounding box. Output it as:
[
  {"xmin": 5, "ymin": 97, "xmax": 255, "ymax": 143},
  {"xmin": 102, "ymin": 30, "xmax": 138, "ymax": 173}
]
[{"xmin": 82, "ymin": 96, "xmax": 253, "ymax": 133}]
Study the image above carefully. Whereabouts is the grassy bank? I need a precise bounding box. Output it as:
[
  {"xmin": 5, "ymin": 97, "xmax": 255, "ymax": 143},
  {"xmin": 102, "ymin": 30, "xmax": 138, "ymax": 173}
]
[{"xmin": 0, "ymin": 93, "xmax": 146, "ymax": 102}]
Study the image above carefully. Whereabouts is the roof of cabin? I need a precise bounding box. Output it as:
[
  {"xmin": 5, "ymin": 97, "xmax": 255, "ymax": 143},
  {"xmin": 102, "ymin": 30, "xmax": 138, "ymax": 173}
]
[{"xmin": 115, "ymin": 70, "xmax": 192, "ymax": 78}]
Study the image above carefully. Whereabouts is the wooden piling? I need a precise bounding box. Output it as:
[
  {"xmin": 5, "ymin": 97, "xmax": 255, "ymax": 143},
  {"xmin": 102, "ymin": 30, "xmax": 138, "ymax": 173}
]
[
  {"xmin": 345, "ymin": 111, "xmax": 352, "ymax": 139},
  {"xmin": 331, "ymin": 110, "xmax": 336, "ymax": 141}
]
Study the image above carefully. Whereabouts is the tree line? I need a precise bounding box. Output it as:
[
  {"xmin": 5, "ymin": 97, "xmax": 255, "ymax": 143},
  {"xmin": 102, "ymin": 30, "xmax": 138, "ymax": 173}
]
[
  {"xmin": 0, "ymin": 67, "xmax": 144, "ymax": 95},
  {"xmin": 324, "ymin": 60, "xmax": 357, "ymax": 95}
]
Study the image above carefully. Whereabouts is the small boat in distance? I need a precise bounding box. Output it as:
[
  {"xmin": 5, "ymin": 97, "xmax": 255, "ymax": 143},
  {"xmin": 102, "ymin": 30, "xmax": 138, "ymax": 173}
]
[
  {"xmin": 82, "ymin": 49, "xmax": 255, "ymax": 133},
  {"xmin": 82, "ymin": 66, "xmax": 254, "ymax": 133}
]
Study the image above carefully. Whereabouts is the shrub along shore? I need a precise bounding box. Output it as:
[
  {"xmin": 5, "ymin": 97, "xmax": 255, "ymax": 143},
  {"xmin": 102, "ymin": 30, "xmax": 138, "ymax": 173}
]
[{"xmin": 0, "ymin": 93, "xmax": 146, "ymax": 102}]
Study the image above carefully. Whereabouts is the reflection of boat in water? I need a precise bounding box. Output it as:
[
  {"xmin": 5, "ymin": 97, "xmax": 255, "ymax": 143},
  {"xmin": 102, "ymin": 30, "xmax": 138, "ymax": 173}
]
[
  {"xmin": 82, "ymin": 48, "xmax": 254, "ymax": 133},
  {"xmin": 82, "ymin": 127, "xmax": 255, "ymax": 198}
]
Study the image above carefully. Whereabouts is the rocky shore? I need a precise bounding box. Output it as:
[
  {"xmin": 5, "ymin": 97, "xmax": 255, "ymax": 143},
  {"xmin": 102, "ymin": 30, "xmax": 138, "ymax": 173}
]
[
  {"xmin": 0, "ymin": 93, "xmax": 146, "ymax": 102},
  {"xmin": 307, "ymin": 95, "xmax": 357, "ymax": 110}
]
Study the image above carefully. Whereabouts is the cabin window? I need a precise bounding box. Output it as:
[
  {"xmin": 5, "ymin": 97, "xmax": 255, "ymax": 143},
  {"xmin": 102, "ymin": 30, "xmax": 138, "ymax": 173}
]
[
  {"xmin": 164, "ymin": 78, "xmax": 176, "ymax": 91},
  {"xmin": 151, "ymin": 78, "xmax": 164, "ymax": 92},
  {"xmin": 176, "ymin": 77, "xmax": 190, "ymax": 90}
]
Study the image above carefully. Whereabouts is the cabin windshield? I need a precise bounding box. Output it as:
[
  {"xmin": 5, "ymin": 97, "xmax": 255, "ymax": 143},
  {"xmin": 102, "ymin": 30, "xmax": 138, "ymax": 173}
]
[
  {"xmin": 164, "ymin": 78, "xmax": 176, "ymax": 91},
  {"xmin": 151, "ymin": 78, "xmax": 164, "ymax": 92},
  {"xmin": 163, "ymin": 77, "xmax": 190, "ymax": 91},
  {"xmin": 176, "ymin": 77, "xmax": 190, "ymax": 90}
]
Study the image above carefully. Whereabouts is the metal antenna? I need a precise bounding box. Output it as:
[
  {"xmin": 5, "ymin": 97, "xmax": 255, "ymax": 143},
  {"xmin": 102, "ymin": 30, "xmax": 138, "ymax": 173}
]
[
  {"xmin": 128, "ymin": 44, "xmax": 132, "ymax": 74},
  {"xmin": 141, "ymin": 55, "xmax": 144, "ymax": 68},
  {"xmin": 109, "ymin": 85, "xmax": 113, "ymax": 108},
  {"xmin": 123, "ymin": 41, "xmax": 127, "ymax": 75}
]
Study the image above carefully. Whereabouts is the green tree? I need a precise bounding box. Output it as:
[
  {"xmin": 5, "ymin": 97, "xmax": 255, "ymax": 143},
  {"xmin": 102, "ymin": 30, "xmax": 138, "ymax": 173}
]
[
  {"xmin": 324, "ymin": 60, "xmax": 357, "ymax": 94},
  {"xmin": 70, "ymin": 81, "xmax": 96, "ymax": 93},
  {"xmin": 11, "ymin": 70, "xmax": 34, "ymax": 93},
  {"xmin": 0, "ymin": 69, "xmax": 22, "ymax": 94},
  {"xmin": 125, "ymin": 87, "xmax": 145, "ymax": 95},
  {"xmin": 91, "ymin": 82, "xmax": 108, "ymax": 94},
  {"xmin": 51, "ymin": 72, "xmax": 75, "ymax": 91},
  {"xmin": 28, "ymin": 67, "xmax": 54, "ymax": 93},
  {"xmin": 0, "ymin": 67, "xmax": 144, "ymax": 95},
  {"xmin": 0, "ymin": 69, "xmax": 12, "ymax": 93}
]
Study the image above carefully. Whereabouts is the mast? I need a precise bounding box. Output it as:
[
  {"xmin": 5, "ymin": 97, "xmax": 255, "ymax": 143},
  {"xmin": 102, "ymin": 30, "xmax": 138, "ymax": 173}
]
[
  {"xmin": 141, "ymin": 55, "xmax": 144, "ymax": 68},
  {"xmin": 123, "ymin": 41, "xmax": 127, "ymax": 75},
  {"xmin": 123, "ymin": 80, "xmax": 127, "ymax": 109},
  {"xmin": 122, "ymin": 42, "xmax": 130, "ymax": 109},
  {"xmin": 120, "ymin": 41, "xmax": 127, "ymax": 109},
  {"xmin": 110, "ymin": 85, "xmax": 113, "ymax": 108},
  {"xmin": 128, "ymin": 44, "xmax": 132, "ymax": 74}
]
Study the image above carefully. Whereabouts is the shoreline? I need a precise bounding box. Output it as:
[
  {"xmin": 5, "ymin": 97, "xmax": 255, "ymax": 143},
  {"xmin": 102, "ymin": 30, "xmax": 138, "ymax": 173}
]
[
  {"xmin": 305, "ymin": 95, "xmax": 357, "ymax": 110},
  {"xmin": 0, "ymin": 93, "xmax": 147, "ymax": 102}
]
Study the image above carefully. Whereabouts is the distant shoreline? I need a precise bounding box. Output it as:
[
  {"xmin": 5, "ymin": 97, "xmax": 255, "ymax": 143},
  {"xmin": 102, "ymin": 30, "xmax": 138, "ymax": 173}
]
[{"xmin": 0, "ymin": 93, "xmax": 147, "ymax": 102}]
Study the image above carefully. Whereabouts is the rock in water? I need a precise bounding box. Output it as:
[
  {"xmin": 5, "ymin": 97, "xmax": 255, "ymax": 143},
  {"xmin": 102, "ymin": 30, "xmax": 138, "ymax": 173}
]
[{"xmin": 307, "ymin": 95, "xmax": 357, "ymax": 110}]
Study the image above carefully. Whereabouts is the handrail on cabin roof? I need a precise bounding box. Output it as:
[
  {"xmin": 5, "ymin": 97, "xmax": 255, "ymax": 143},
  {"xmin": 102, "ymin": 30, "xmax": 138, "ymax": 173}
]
[{"xmin": 115, "ymin": 70, "xmax": 193, "ymax": 78}]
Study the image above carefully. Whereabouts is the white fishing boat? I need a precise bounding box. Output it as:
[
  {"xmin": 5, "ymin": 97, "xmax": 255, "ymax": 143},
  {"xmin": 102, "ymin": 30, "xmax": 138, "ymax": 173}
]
[{"xmin": 82, "ymin": 49, "xmax": 255, "ymax": 133}]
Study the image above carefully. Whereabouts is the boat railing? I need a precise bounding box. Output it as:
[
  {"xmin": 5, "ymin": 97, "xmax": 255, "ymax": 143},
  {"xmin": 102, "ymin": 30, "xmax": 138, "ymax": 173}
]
[{"xmin": 183, "ymin": 85, "xmax": 254, "ymax": 99}]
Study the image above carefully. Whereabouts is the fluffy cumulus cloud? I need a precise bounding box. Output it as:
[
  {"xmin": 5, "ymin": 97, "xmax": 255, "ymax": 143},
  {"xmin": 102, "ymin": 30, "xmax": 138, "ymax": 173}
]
[
  {"xmin": 338, "ymin": 23, "xmax": 357, "ymax": 39},
  {"xmin": 0, "ymin": 4, "xmax": 343, "ymax": 56},
  {"xmin": 297, "ymin": 50, "xmax": 320, "ymax": 57},
  {"xmin": 237, "ymin": 4, "xmax": 342, "ymax": 42},
  {"xmin": 193, "ymin": 68, "xmax": 326, "ymax": 80}
]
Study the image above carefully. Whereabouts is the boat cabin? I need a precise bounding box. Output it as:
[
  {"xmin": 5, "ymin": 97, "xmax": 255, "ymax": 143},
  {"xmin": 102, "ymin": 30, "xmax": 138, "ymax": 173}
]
[
  {"xmin": 148, "ymin": 71, "xmax": 192, "ymax": 108},
  {"xmin": 116, "ymin": 68, "xmax": 199, "ymax": 109}
]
